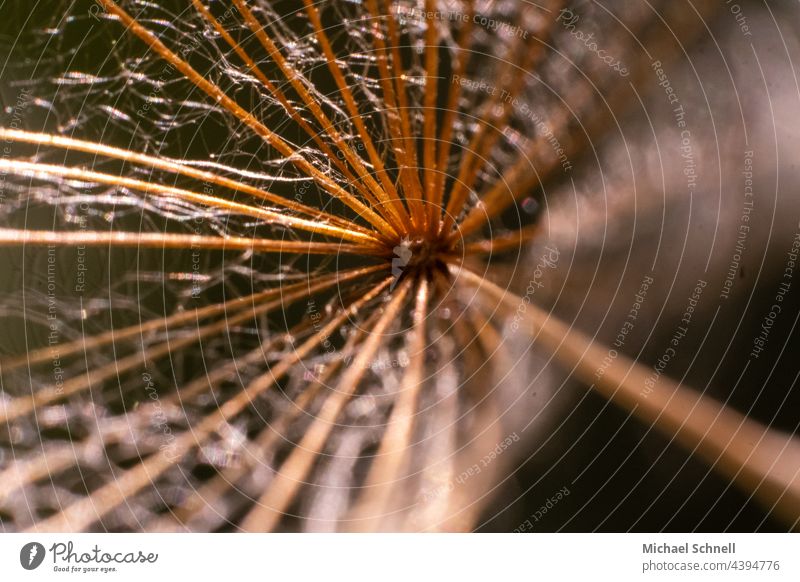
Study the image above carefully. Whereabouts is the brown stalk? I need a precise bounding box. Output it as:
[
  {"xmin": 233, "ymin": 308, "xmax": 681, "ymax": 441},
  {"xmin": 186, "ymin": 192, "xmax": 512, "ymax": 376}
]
[
  {"xmin": 98, "ymin": 0, "xmax": 397, "ymax": 239},
  {"xmin": 430, "ymin": 0, "xmax": 475, "ymax": 218},
  {"xmin": 152, "ymin": 322, "xmax": 368, "ymax": 532},
  {"xmin": 238, "ymin": 277, "xmax": 411, "ymax": 531},
  {"xmin": 0, "ymin": 228, "xmax": 377, "ymax": 257},
  {"xmin": 454, "ymin": 265, "xmax": 800, "ymax": 530},
  {"xmin": 2, "ymin": 265, "xmax": 383, "ymax": 372},
  {"xmin": 2, "ymin": 267, "xmax": 382, "ymax": 425},
  {"xmin": 347, "ymin": 278, "xmax": 429, "ymax": 529},
  {"xmin": 368, "ymin": 0, "xmax": 427, "ymax": 226},
  {"xmin": 28, "ymin": 277, "xmax": 394, "ymax": 532},
  {"xmin": 421, "ymin": 0, "xmax": 440, "ymax": 230},
  {"xmin": 230, "ymin": 0, "xmax": 409, "ymax": 234},
  {"xmin": 0, "ymin": 159, "xmax": 380, "ymax": 247},
  {"xmin": 403, "ymin": 309, "xmax": 460, "ymax": 531},
  {"xmin": 0, "ymin": 128, "xmax": 374, "ymax": 238},
  {"xmin": 463, "ymin": 223, "xmax": 542, "ymax": 255},
  {"xmin": 189, "ymin": 0, "xmax": 387, "ymax": 223},
  {"xmin": 301, "ymin": 0, "xmax": 415, "ymax": 233}
]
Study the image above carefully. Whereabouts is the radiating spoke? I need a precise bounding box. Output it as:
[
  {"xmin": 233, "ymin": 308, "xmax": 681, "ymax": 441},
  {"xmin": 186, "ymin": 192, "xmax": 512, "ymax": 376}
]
[
  {"xmin": 421, "ymin": 0, "xmax": 440, "ymax": 230},
  {"xmin": 0, "ymin": 128, "xmax": 374, "ymax": 238},
  {"xmin": 302, "ymin": 0, "xmax": 414, "ymax": 232},
  {"xmin": 2, "ymin": 265, "xmax": 384, "ymax": 372},
  {"xmin": 463, "ymin": 224, "xmax": 543, "ymax": 255},
  {"xmin": 97, "ymin": 0, "xmax": 398, "ymax": 239},
  {"xmin": 2, "ymin": 267, "xmax": 384, "ymax": 425},
  {"xmin": 152, "ymin": 323, "xmax": 367, "ymax": 532},
  {"xmin": 347, "ymin": 279, "xmax": 429, "ymax": 529},
  {"xmin": 366, "ymin": 0, "xmax": 426, "ymax": 226},
  {"xmin": 0, "ymin": 159, "xmax": 380, "ymax": 246},
  {"xmin": 189, "ymin": 0, "xmax": 387, "ymax": 220},
  {"xmin": 230, "ymin": 0, "xmax": 409, "ymax": 234},
  {"xmin": 28, "ymin": 276, "xmax": 394, "ymax": 532},
  {"xmin": 453, "ymin": 265, "xmax": 800, "ymax": 528},
  {"xmin": 238, "ymin": 277, "xmax": 411, "ymax": 532},
  {"xmin": 431, "ymin": 0, "xmax": 475, "ymax": 218},
  {"xmin": 0, "ymin": 228, "xmax": 378, "ymax": 257}
]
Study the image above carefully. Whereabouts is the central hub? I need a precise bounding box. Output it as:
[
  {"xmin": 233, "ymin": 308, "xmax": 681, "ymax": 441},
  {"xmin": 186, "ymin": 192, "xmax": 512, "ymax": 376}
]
[
  {"xmin": 405, "ymin": 236, "xmax": 439, "ymax": 267},
  {"xmin": 389, "ymin": 234, "xmax": 450, "ymax": 287}
]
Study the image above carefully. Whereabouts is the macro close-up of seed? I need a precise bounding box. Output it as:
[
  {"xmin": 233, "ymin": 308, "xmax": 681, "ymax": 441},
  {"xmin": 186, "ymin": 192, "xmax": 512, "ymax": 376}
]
[{"xmin": 0, "ymin": 0, "xmax": 798, "ymax": 549}]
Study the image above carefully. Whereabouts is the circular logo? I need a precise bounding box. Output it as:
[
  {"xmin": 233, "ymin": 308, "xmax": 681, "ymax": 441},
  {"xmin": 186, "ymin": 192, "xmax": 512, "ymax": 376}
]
[{"xmin": 19, "ymin": 542, "xmax": 46, "ymax": 570}]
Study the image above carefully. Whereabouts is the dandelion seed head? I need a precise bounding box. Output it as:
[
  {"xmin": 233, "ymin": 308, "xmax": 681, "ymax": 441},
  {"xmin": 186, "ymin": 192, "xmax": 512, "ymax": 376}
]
[{"xmin": 3, "ymin": 0, "xmax": 787, "ymax": 535}]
